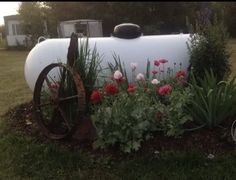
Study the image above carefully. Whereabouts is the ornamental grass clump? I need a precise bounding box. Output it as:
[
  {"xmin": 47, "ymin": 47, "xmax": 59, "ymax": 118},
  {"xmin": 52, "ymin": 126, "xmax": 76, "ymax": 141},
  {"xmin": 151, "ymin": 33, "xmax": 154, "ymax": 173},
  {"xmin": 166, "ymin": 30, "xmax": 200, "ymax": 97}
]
[
  {"xmin": 186, "ymin": 69, "xmax": 236, "ymax": 128},
  {"xmin": 73, "ymin": 37, "xmax": 103, "ymax": 112}
]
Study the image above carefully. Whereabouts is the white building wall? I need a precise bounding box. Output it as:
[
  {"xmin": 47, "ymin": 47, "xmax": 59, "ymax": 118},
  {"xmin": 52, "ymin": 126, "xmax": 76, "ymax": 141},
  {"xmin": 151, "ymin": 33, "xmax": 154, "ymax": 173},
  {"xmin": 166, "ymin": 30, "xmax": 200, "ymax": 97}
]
[
  {"xmin": 6, "ymin": 20, "xmax": 27, "ymax": 46},
  {"xmin": 6, "ymin": 35, "xmax": 27, "ymax": 46},
  {"xmin": 63, "ymin": 24, "xmax": 76, "ymax": 38},
  {"xmin": 89, "ymin": 22, "xmax": 103, "ymax": 37}
]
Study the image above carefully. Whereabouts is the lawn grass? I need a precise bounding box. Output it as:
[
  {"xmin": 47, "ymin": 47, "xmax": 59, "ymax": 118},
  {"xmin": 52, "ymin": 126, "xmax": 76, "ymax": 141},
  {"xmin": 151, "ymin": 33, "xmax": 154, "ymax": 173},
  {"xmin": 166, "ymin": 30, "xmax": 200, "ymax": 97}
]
[
  {"xmin": 0, "ymin": 133, "xmax": 236, "ymax": 180},
  {"xmin": 0, "ymin": 42, "xmax": 236, "ymax": 179},
  {"xmin": 229, "ymin": 39, "xmax": 236, "ymax": 76},
  {"xmin": 0, "ymin": 39, "xmax": 6, "ymax": 49},
  {"xmin": 0, "ymin": 50, "xmax": 32, "ymax": 115}
]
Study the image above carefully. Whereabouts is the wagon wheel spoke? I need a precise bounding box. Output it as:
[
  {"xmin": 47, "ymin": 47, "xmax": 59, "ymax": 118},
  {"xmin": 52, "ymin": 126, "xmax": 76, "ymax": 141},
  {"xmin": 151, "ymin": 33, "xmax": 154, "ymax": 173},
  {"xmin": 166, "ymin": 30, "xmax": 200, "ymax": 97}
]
[
  {"xmin": 48, "ymin": 107, "xmax": 60, "ymax": 129},
  {"xmin": 44, "ymin": 75, "xmax": 59, "ymax": 95},
  {"xmin": 33, "ymin": 63, "xmax": 85, "ymax": 140},
  {"xmin": 45, "ymin": 76, "xmax": 51, "ymax": 85},
  {"xmin": 59, "ymin": 95, "xmax": 79, "ymax": 102},
  {"xmin": 58, "ymin": 107, "xmax": 71, "ymax": 130},
  {"xmin": 38, "ymin": 101, "xmax": 53, "ymax": 107}
]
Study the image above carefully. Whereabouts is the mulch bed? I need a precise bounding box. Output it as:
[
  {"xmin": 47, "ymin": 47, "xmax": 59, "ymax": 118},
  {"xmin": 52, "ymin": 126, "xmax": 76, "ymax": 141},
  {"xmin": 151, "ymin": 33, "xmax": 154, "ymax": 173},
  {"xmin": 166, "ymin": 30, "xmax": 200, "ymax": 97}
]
[{"xmin": 3, "ymin": 101, "xmax": 236, "ymax": 159}]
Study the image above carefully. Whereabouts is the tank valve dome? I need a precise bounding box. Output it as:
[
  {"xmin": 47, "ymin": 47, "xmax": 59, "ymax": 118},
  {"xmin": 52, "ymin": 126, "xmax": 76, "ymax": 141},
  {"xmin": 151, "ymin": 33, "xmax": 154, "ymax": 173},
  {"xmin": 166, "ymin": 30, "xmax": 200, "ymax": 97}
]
[{"xmin": 112, "ymin": 23, "xmax": 142, "ymax": 39}]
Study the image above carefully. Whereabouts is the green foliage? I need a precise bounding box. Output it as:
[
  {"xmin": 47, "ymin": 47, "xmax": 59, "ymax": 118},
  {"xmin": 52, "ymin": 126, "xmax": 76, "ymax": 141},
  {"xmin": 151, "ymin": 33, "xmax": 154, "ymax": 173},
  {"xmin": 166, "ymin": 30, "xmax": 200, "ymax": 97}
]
[
  {"xmin": 212, "ymin": 2, "xmax": 236, "ymax": 38},
  {"xmin": 2, "ymin": 49, "xmax": 236, "ymax": 178},
  {"xmin": 186, "ymin": 69, "xmax": 236, "ymax": 128},
  {"xmin": 91, "ymin": 59, "xmax": 193, "ymax": 152},
  {"xmin": 0, "ymin": 50, "xmax": 31, "ymax": 116},
  {"xmin": 18, "ymin": 2, "xmax": 236, "ymax": 38},
  {"xmin": 187, "ymin": 13, "xmax": 231, "ymax": 81},
  {"xmin": 0, "ymin": 25, "xmax": 5, "ymax": 38},
  {"xmin": 92, "ymin": 89, "xmax": 159, "ymax": 153},
  {"xmin": 73, "ymin": 38, "xmax": 102, "ymax": 112},
  {"xmin": 156, "ymin": 84, "xmax": 193, "ymax": 136},
  {"xmin": 44, "ymin": 2, "xmax": 205, "ymax": 36},
  {"xmin": 143, "ymin": 24, "xmax": 161, "ymax": 35},
  {"xmin": 18, "ymin": 2, "xmax": 47, "ymax": 43},
  {"xmin": 1, "ymin": 133, "xmax": 236, "ymax": 179},
  {"xmin": 107, "ymin": 53, "xmax": 128, "ymax": 88},
  {"xmin": 145, "ymin": 59, "xmax": 151, "ymax": 80}
]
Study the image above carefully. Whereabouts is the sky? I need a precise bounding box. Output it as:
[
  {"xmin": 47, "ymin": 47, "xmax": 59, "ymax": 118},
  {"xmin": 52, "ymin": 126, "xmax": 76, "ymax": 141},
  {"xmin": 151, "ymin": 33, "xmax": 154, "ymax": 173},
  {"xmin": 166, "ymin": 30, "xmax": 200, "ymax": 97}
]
[{"xmin": 0, "ymin": 2, "xmax": 21, "ymax": 25}]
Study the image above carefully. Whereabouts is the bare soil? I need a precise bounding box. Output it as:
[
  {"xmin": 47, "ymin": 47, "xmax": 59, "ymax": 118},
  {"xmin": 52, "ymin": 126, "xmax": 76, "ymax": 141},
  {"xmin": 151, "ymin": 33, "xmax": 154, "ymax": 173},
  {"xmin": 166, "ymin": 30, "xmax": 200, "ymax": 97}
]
[{"xmin": 4, "ymin": 101, "xmax": 236, "ymax": 158}]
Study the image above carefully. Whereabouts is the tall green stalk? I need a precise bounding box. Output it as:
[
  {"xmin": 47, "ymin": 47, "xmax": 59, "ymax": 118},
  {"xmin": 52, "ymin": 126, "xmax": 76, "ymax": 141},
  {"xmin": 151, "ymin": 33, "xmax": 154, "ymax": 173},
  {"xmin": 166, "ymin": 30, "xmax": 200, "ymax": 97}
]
[
  {"xmin": 73, "ymin": 37, "xmax": 102, "ymax": 113},
  {"xmin": 186, "ymin": 69, "xmax": 236, "ymax": 128}
]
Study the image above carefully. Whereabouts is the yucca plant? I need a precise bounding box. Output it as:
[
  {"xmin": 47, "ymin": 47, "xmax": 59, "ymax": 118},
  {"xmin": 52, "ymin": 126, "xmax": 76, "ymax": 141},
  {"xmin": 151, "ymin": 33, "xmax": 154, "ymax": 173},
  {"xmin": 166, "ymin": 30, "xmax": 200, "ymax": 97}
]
[{"xmin": 186, "ymin": 69, "xmax": 236, "ymax": 128}]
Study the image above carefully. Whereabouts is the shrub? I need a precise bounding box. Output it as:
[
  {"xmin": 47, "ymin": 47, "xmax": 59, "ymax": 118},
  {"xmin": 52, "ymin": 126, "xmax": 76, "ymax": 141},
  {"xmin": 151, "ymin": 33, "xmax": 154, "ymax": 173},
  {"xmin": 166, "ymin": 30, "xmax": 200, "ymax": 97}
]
[
  {"xmin": 186, "ymin": 69, "xmax": 236, "ymax": 128},
  {"xmin": 187, "ymin": 12, "xmax": 231, "ymax": 81},
  {"xmin": 156, "ymin": 84, "xmax": 193, "ymax": 136}
]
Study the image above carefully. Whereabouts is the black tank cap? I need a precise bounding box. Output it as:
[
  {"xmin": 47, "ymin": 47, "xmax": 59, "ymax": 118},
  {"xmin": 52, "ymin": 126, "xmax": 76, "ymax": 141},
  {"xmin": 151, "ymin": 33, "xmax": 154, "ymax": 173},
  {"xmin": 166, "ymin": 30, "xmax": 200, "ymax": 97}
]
[{"xmin": 112, "ymin": 23, "xmax": 142, "ymax": 39}]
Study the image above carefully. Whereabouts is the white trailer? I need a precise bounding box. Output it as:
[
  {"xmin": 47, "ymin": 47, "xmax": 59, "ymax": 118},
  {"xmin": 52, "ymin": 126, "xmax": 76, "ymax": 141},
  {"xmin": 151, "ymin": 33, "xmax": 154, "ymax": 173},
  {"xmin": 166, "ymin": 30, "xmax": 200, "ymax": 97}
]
[
  {"xmin": 57, "ymin": 19, "xmax": 103, "ymax": 38},
  {"xmin": 4, "ymin": 15, "xmax": 28, "ymax": 47}
]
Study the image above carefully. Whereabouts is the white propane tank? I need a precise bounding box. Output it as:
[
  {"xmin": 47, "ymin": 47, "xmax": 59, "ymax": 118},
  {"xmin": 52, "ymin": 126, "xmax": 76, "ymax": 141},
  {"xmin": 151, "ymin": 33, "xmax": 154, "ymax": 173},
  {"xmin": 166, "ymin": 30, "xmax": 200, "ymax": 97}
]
[{"xmin": 24, "ymin": 34, "xmax": 191, "ymax": 92}]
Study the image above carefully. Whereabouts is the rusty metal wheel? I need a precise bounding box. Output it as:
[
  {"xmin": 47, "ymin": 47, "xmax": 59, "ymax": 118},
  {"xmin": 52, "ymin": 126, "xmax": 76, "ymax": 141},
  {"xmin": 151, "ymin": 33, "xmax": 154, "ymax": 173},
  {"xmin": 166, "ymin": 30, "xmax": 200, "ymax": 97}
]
[{"xmin": 33, "ymin": 63, "xmax": 85, "ymax": 139}]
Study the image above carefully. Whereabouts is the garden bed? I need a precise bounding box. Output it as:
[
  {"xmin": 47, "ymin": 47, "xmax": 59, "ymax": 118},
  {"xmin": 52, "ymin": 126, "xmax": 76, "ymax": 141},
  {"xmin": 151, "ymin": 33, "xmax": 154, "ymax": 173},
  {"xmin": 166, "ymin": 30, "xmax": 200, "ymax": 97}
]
[{"xmin": 5, "ymin": 101, "xmax": 235, "ymax": 158}]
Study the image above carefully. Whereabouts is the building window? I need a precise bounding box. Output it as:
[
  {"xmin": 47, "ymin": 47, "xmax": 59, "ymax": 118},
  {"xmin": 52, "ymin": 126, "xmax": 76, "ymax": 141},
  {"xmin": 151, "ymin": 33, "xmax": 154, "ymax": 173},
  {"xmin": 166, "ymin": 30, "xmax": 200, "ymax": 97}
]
[
  {"xmin": 75, "ymin": 23, "xmax": 87, "ymax": 36},
  {"xmin": 12, "ymin": 24, "xmax": 16, "ymax": 35},
  {"xmin": 12, "ymin": 24, "xmax": 23, "ymax": 35}
]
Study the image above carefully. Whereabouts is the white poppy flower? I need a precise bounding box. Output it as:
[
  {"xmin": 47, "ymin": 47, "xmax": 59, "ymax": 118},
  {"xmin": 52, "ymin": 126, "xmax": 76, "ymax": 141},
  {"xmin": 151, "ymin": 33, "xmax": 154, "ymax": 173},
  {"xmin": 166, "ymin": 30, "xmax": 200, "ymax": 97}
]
[
  {"xmin": 136, "ymin": 73, "xmax": 145, "ymax": 81},
  {"xmin": 130, "ymin": 62, "xmax": 138, "ymax": 71},
  {"xmin": 113, "ymin": 70, "xmax": 123, "ymax": 80},
  {"xmin": 151, "ymin": 79, "xmax": 160, "ymax": 85}
]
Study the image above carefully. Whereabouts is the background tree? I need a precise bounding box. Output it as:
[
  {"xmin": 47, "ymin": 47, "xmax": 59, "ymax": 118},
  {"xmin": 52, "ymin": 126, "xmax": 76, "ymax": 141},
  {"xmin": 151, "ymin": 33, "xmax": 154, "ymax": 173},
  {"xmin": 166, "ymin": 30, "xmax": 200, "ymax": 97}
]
[
  {"xmin": 0, "ymin": 25, "xmax": 5, "ymax": 38},
  {"xmin": 18, "ymin": 2, "xmax": 48, "ymax": 43},
  {"xmin": 18, "ymin": 2, "xmax": 236, "ymax": 38}
]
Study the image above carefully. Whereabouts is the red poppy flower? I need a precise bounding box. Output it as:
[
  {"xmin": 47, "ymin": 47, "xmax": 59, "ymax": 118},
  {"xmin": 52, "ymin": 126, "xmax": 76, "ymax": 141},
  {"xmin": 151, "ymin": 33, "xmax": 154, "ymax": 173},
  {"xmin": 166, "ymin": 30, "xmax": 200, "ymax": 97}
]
[
  {"xmin": 158, "ymin": 84, "xmax": 172, "ymax": 96},
  {"xmin": 176, "ymin": 70, "xmax": 187, "ymax": 78},
  {"xmin": 90, "ymin": 90, "xmax": 102, "ymax": 104},
  {"xmin": 158, "ymin": 59, "xmax": 168, "ymax": 64},
  {"xmin": 127, "ymin": 84, "xmax": 136, "ymax": 93},
  {"xmin": 154, "ymin": 60, "xmax": 160, "ymax": 66},
  {"xmin": 104, "ymin": 83, "xmax": 118, "ymax": 95}
]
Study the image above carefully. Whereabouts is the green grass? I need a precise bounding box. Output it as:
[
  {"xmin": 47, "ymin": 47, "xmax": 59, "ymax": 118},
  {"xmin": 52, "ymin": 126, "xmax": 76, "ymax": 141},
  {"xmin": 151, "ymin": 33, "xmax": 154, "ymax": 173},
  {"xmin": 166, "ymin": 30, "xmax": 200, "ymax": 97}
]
[
  {"xmin": 0, "ymin": 50, "xmax": 32, "ymax": 115},
  {"xmin": 0, "ymin": 43, "xmax": 236, "ymax": 179},
  {"xmin": 229, "ymin": 39, "xmax": 236, "ymax": 76},
  {"xmin": 0, "ymin": 39, "xmax": 6, "ymax": 49},
  {"xmin": 0, "ymin": 134, "xmax": 236, "ymax": 180}
]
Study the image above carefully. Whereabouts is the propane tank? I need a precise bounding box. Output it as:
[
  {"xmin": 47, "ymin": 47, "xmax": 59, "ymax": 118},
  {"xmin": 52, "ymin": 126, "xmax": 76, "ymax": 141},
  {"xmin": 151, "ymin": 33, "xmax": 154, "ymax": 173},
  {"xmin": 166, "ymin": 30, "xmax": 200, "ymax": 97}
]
[{"xmin": 24, "ymin": 24, "xmax": 191, "ymax": 91}]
